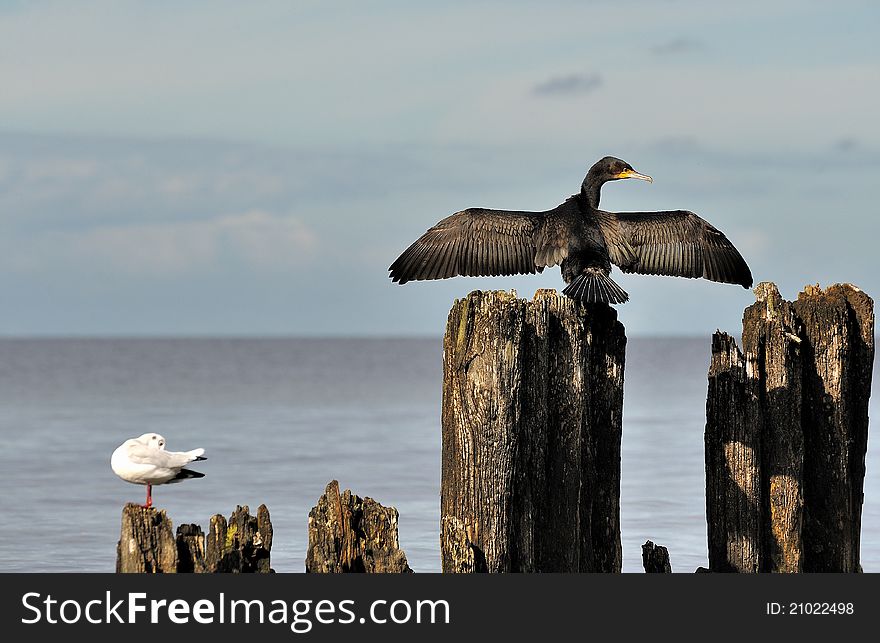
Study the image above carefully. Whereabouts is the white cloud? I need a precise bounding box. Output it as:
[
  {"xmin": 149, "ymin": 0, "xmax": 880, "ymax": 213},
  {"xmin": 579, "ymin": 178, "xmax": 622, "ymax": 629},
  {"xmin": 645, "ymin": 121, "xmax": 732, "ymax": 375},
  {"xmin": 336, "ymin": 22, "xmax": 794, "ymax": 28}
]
[
  {"xmin": 212, "ymin": 210, "xmax": 318, "ymax": 270},
  {"xmin": 21, "ymin": 158, "xmax": 99, "ymax": 181},
  {"xmin": 5, "ymin": 210, "xmax": 317, "ymax": 276}
]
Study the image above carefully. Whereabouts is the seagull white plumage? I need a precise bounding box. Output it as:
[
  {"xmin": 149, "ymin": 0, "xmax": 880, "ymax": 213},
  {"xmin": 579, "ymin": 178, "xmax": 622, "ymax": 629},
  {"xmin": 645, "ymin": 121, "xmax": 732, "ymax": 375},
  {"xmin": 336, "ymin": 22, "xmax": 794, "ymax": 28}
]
[{"xmin": 110, "ymin": 433, "xmax": 206, "ymax": 508}]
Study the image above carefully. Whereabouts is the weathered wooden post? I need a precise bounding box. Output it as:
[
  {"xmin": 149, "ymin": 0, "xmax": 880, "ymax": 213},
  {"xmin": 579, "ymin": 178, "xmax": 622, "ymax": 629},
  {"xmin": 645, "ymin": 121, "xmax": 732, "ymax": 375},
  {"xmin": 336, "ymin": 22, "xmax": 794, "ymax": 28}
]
[
  {"xmin": 306, "ymin": 480, "xmax": 412, "ymax": 573},
  {"xmin": 642, "ymin": 540, "xmax": 672, "ymax": 573},
  {"xmin": 705, "ymin": 282, "xmax": 873, "ymax": 572},
  {"xmin": 116, "ymin": 503, "xmax": 178, "ymax": 573},
  {"xmin": 116, "ymin": 504, "xmax": 273, "ymax": 573},
  {"xmin": 705, "ymin": 332, "xmax": 763, "ymax": 573},
  {"xmin": 440, "ymin": 289, "xmax": 626, "ymax": 572},
  {"xmin": 176, "ymin": 523, "xmax": 207, "ymax": 573},
  {"xmin": 205, "ymin": 505, "xmax": 274, "ymax": 573}
]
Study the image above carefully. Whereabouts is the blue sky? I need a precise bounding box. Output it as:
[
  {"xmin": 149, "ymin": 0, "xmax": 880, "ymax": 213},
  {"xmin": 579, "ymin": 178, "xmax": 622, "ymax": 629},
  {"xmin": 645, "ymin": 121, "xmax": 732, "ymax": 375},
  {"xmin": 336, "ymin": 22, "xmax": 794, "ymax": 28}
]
[{"xmin": 1, "ymin": 0, "xmax": 878, "ymax": 336}]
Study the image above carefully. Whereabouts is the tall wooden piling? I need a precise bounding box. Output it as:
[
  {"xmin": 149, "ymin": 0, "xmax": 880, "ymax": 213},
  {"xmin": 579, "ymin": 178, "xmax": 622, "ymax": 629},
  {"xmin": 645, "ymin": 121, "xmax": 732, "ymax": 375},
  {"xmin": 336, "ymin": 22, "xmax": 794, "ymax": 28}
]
[
  {"xmin": 440, "ymin": 289, "xmax": 626, "ymax": 572},
  {"xmin": 705, "ymin": 282, "xmax": 873, "ymax": 572}
]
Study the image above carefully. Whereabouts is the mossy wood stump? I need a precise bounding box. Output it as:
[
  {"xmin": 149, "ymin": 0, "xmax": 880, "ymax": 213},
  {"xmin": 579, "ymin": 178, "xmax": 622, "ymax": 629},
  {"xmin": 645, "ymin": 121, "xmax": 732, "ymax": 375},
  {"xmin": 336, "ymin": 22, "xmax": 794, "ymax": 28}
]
[
  {"xmin": 441, "ymin": 289, "xmax": 626, "ymax": 572},
  {"xmin": 306, "ymin": 480, "xmax": 412, "ymax": 573},
  {"xmin": 206, "ymin": 505, "xmax": 274, "ymax": 573},
  {"xmin": 116, "ymin": 504, "xmax": 273, "ymax": 573},
  {"xmin": 706, "ymin": 282, "xmax": 873, "ymax": 572}
]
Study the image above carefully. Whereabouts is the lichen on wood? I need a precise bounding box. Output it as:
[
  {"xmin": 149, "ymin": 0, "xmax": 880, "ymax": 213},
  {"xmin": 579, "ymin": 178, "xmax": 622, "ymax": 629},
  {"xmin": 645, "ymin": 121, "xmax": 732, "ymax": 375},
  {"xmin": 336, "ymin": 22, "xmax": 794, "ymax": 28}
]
[
  {"xmin": 116, "ymin": 503, "xmax": 273, "ymax": 573},
  {"xmin": 205, "ymin": 505, "xmax": 274, "ymax": 573}
]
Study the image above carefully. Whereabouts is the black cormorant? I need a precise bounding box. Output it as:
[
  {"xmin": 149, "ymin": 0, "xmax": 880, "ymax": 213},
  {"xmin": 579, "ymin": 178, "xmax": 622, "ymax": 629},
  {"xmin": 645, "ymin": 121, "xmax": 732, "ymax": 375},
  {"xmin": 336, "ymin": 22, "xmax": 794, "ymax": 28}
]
[{"xmin": 388, "ymin": 156, "xmax": 752, "ymax": 303}]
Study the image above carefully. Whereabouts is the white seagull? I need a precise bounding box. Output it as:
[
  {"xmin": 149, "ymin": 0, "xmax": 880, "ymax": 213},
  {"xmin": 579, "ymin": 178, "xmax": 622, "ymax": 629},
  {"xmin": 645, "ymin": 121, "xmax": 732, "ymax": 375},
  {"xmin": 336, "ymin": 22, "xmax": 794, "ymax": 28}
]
[{"xmin": 111, "ymin": 433, "xmax": 206, "ymax": 508}]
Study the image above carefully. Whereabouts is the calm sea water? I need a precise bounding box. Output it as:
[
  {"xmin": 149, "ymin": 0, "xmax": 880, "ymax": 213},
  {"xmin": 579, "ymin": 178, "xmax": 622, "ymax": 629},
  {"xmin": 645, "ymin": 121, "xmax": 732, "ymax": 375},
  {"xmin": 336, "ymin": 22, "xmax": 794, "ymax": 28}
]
[{"xmin": 0, "ymin": 337, "xmax": 876, "ymax": 573}]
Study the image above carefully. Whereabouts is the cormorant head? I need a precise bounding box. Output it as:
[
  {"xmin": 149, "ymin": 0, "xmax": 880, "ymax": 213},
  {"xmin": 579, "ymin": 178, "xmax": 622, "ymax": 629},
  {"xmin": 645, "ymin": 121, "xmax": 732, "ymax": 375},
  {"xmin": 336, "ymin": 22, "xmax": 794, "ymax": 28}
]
[
  {"xmin": 580, "ymin": 156, "xmax": 652, "ymax": 208},
  {"xmin": 587, "ymin": 156, "xmax": 653, "ymax": 185}
]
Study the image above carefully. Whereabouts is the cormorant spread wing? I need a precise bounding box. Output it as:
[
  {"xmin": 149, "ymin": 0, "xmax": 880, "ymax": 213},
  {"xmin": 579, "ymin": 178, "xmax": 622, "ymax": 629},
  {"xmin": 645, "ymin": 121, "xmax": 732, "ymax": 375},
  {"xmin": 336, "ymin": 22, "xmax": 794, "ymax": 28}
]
[
  {"xmin": 600, "ymin": 210, "xmax": 753, "ymax": 288},
  {"xmin": 389, "ymin": 208, "xmax": 568, "ymax": 283}
]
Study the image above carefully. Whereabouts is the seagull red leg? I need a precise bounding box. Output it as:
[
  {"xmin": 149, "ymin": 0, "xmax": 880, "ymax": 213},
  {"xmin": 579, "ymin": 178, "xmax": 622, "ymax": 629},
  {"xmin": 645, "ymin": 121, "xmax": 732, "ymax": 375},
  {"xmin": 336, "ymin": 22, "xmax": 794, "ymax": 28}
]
[{"xmin": 145, "ymin": 484, "xmax": 152, "ymax": 509}]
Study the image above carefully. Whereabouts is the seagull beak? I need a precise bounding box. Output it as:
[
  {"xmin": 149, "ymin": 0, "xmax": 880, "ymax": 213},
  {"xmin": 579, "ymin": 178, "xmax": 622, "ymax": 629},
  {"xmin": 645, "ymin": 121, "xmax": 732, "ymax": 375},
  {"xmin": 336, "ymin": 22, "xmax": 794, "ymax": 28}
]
[{"xmin": 616, "ymin": 169, "xmax": 653, "ymax": 183}]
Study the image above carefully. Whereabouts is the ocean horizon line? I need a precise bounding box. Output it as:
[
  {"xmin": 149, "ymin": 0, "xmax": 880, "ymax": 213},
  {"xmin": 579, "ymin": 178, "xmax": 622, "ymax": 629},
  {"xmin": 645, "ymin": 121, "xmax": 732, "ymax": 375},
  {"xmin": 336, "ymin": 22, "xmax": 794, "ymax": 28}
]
[{"xmin": 0, "ymin": 333, "xmax": 721, "ymax": 342}]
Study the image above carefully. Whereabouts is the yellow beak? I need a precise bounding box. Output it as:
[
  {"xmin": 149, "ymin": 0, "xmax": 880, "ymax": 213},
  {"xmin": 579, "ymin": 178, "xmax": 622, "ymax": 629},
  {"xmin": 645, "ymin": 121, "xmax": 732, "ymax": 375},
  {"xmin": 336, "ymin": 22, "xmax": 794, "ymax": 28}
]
[{"xmin": 616, "ymin": 169, "xmax": 653, "ymax": 183}]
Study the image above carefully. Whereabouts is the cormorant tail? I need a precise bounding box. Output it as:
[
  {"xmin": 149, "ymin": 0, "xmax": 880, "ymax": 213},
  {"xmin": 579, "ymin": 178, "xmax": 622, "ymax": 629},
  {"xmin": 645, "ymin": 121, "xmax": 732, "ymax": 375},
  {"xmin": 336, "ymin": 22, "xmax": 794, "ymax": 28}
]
[{"xmin": 562, "ymin": 269, "xmax": 629, "ymax": 304}]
